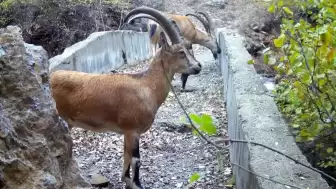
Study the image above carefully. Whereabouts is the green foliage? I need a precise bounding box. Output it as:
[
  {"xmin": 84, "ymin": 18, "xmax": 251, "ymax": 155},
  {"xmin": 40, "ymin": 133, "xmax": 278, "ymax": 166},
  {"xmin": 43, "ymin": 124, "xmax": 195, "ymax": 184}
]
[
  {"xmin": 188, "ymin": 173, "xmax": 201, "ymax": 184},
  {"xmin": 179, "ymin": 113, "xmax": 218, "ymax": 136},
  {"xmin": 0, "ymin": 0, "xmax": 17, "ymax": 9},
  {"xmin": 266, "ymin": 0, "xmax": 296, "ymax": 15},
  {"xmin": 247, "ymin": 59, "xmax": 255, "ymax": 64},
  {"xmin": 179, "ymin": 113, "xmax": 218, "ymax": 187},
  {"xmin": 266, "ymin": 0, "xmax": 336, "ymax": 169},
  {"xmin": 225, "ymin": 175, "xmax": 236, "ymax": 187},
  {"xmin": 0, "ymin": 0, "xmax": 39, "ymax": 8},
  {"xmin": 184, "ymin": 172, "xmax": 202, "ymax": 188},
  {"xmin": 0, "ymin": 0, "xmax": 18, "ymax": 26}
]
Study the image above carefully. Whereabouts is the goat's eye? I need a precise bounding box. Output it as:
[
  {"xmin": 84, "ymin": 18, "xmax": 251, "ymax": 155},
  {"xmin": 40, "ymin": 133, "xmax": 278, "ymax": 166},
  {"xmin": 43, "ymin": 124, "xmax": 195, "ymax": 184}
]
[{"xmin": 178, "ymin": 51, "xmax": 185, "ymax": 55}]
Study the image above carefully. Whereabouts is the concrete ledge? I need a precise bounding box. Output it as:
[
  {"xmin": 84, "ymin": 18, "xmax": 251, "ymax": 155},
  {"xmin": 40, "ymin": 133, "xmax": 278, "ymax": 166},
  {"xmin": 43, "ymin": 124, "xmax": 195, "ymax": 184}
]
[
  {"xmin": 48, "ymin": 30, "xmax": 152, "ymax": 73},
  {"xmin": 215, "ymin": 28, "xmax": 330, "ymax": 189}
]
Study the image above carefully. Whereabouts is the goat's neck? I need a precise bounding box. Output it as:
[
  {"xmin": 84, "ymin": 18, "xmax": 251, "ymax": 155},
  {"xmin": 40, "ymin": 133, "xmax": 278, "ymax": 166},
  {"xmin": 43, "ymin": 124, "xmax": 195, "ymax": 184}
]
[
  {"xmin": 192, "ymin": 29, "xmax": 213, "ymax": 50},
  {"xmin": 144, "ymin": 57, "xmax": 175, "ymax": 106}
]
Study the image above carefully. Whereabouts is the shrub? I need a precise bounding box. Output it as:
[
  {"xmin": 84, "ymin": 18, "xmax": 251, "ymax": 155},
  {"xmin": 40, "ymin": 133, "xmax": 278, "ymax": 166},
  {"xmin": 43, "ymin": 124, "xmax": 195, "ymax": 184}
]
[{"xmin": 264, "ymin": 0, "xmax": 336, "ymax": 173}]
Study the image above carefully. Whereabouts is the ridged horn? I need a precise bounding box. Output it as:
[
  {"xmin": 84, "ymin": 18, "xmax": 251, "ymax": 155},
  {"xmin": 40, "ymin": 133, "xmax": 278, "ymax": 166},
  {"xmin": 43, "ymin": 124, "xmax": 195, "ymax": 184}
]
[
  {"xmin": 197, "ymin": 11, "xmax": 214, "ymax": 34},
  {"xmin": 123, "ymin": 6, "xmax": 181, "ymax": 44},
  {"xmin": 127, "ymin": 14, "xmax": 160, "ymax": 24},
  {"xmin": 185, "ymin": 13, "xmax": 210, "ymax": 34}
]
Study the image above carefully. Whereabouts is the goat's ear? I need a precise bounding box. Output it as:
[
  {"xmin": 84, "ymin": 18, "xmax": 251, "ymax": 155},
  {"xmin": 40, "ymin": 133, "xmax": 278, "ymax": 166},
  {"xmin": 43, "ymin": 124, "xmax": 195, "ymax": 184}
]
[{"xmin": 159, "ymin": 32, "xmax": 169, "ymax": 51}]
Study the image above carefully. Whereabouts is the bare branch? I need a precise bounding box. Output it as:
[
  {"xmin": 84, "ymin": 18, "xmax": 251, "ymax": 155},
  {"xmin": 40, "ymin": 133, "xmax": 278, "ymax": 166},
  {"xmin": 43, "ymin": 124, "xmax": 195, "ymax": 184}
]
[
  {"xmin": 162, "ymin": 62, "xmax": 225, "ymax": 150},
  {"xmin": 231, "ymin": 162, "xmax": 304, "ymax": 189},
  {"xmin": 220, "ymin": 139, "xmax": 336, "ymax": 182},
  {"xmin": 162, "ymin": 61, "xmax": 336, "ymax": 183}
]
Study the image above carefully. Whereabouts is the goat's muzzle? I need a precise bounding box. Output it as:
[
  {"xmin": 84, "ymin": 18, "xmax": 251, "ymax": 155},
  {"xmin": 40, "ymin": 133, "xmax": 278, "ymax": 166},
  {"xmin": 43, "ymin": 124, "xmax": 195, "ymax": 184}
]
[
  {"xmin": 190, "ymin": 63, "xmax": 202, "ymax": 74},
  {"xmin": 213, "ymin": 47, "xmax": 222, "ymax": 60},
  {"xmin": 217, "ymin": 47, "xmax": 222, "ymax": 54},
  {"xmin": 213, "ymin": 53, "xmax": 218, "ymax": 59}
]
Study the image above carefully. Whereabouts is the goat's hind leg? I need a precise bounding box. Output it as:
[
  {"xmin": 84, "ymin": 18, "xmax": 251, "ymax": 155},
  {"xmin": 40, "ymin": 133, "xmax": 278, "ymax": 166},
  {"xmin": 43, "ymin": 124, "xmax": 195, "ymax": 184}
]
[
  {"xmin": 123, "ymin": 133, "xmax": 143, "ymax": 189},
  {"xmin": 131, "ymin": 134, "xmax": 142, "ymax": 189}
]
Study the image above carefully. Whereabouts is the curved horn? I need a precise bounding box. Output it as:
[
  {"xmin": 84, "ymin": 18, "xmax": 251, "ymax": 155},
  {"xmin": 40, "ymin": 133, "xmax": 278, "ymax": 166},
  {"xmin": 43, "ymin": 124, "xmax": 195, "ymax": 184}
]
[
  {"xmin": 127, "ymin": 14, "xmax": 160, "ymax": 25},
  {"xmin": 185, "ymin": 13, "xmax": 210, "ymax": 34},
  {"xmin": 123, "ymin": 6, "xmax": 181, "ymax": 44},
  {"xmin": 126, "ymin": 14, "xmax": 163, "ymax": 33},
  {"xmin": 197, "ymin": 11, "xmax": 213, "ymax": 34}
]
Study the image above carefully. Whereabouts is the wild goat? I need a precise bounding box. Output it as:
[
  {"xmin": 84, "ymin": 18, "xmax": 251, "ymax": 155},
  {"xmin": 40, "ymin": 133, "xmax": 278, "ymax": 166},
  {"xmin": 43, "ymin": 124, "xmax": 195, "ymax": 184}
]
[
  {"xmin": 123, "ymin": 11, "xmax": 221, "ymax": 92},
  {"xmin": 49, "ymin": 6, "xmax": 202, "ymax": 189},
  {"xmin": 120, "ymin": 14, "xmax": 194, "ymax": 56},
  {"xmin": 179, "ymin": 12, "xmax": 220, "ymax": 91},
  {"xmin": 146, "ymin": 12, "xmax": 220, "ymax": 58}
]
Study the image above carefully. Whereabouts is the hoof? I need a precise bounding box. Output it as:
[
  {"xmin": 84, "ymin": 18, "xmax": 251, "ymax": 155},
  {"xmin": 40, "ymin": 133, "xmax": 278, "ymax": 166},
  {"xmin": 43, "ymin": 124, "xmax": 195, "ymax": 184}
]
[
  {"xmin": 180, "ymin": 88, "xmax": 196, "ymax": 93},
  {"xmin": 125, "ymin": 182, "xmax": 144, "ymax": 189}
]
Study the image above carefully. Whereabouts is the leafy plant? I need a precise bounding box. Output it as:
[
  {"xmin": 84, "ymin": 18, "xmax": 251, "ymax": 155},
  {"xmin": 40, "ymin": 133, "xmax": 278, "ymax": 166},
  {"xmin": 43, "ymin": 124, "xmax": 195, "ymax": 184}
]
[
  {"xmin": 189, "ymin": 173, "xmax": 201, "ymax": 184},
  {"xmin": 179, "ymin": 113, "xmax": 218, "ymax": 187},
  {"xmin": 180, "ymin": 113, "xmax": 217, "ymax": 136},
  {"xmin": 254, "ymin": 0, "xmax": 336, "ymax": 172},
  {"xmin": 0, "ymin": 0, "xmax": 17, "ymax": 9}
]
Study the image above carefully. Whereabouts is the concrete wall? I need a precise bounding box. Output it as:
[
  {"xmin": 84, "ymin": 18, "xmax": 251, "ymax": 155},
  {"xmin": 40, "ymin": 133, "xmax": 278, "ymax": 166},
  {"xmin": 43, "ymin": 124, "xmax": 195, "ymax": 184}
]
[
  {"xmin": 49, "ymin": 30, "xmax": 152, "ymax": 73},
  {"xmin": 215, "ymin": 28, "xmax": 331, "ymax": 189}
]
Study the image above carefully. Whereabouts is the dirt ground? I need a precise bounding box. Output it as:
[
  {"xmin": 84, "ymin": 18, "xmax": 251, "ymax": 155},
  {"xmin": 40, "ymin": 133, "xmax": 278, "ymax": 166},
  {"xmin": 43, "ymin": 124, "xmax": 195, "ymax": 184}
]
[{"xmin": 71, "ymin": 0, "xmax": 269, "ymax": 188}]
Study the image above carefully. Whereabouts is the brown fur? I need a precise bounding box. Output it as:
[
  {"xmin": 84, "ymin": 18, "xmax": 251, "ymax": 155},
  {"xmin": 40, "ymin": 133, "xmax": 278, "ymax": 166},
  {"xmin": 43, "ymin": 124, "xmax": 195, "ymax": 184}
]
[
  {"xmin": 149, "ymin": 13, "xmax": 216, "ymax": 54},
  {"xmin": 50, "ymin": 44, "xmax": 197, "ymax": 134},
  {"xmin": 170, "ymin": 14, "xmax": 209, "ymax": 42}
]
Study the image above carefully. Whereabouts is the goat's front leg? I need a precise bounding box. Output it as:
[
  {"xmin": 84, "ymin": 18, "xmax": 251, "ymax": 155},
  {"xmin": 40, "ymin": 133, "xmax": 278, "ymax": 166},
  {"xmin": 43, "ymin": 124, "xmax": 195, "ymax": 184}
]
[
  {"xmin": 122, "ymin": 136, "xmax": 132, "ymax": 187},
  {"xmin": 122, "ymin": 133, "xmax": 143, "ymax": 189}
]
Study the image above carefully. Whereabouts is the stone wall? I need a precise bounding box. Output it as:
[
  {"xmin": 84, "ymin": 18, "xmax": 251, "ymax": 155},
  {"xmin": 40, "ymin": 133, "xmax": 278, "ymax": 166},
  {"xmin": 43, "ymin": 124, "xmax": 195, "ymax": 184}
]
[
  {"xmin": 216, "ymin": 27, "xmax": 331, "ymax": 189},
  {"xmin": 49, "ymin": 30, "xmax": 152, "ymax": 74}
]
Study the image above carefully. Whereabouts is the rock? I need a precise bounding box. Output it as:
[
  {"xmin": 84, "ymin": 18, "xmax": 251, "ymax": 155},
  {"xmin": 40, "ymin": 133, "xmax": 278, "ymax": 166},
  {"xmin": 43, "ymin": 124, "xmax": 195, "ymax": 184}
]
[
  {"xmin": 250, "ymin": 23, "xmax": 261, "ymax": 32},
  {"xmin": 243, "ymin": 38, "xmax": 263, "ymax": 56},
  {"xmin": 89, "ymin": 173, "xmax": 110, "ymax": 187},
  {"xmin": 176, "ymin": 182, "xmax": 184, "ymax": 188},
  {"xmin": 0, "ymin": 25, "xmax": 90, "ymax": 188}
]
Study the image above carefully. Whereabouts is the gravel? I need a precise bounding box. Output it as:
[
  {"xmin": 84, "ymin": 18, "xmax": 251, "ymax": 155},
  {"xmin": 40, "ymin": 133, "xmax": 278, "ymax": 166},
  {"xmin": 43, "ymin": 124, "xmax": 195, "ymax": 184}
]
[{"xmin": 71, "ymin": 0, "xmax": 267, "ymax": 188}]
